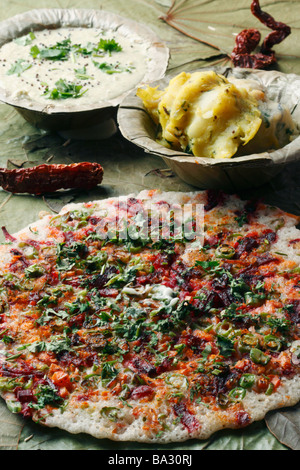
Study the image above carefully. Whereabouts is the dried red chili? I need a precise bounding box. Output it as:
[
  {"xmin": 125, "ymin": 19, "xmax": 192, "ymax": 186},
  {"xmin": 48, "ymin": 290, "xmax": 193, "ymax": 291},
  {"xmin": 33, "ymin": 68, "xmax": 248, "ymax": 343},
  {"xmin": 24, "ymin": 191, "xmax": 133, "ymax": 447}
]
[
  {"xmin": 231, "ymin": 0, "xmax": 291, "ymax": 69},
  {"xmin": 0, "ymin": 161, "xmax": 104, "ymax": 195}
]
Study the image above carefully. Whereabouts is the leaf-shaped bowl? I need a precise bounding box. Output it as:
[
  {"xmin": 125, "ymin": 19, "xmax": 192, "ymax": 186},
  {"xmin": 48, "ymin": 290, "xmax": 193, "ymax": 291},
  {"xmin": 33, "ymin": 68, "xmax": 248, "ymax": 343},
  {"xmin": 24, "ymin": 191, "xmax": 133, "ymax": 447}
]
[
  {"xmin": 0, "ymin": 8, "xmax": 169, "ymax": 131},
  {"xmin": 118, "ymin": 67, "xmax": 300, "ymax": 191}
]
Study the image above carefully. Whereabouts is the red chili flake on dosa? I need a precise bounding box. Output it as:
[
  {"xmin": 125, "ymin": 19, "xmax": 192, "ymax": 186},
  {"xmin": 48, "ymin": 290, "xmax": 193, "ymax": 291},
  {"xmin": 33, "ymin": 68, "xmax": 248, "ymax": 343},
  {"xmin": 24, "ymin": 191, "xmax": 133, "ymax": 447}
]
[{"xmin": 173, "ymin": 403, "xmax": 201, "ymax": 433}]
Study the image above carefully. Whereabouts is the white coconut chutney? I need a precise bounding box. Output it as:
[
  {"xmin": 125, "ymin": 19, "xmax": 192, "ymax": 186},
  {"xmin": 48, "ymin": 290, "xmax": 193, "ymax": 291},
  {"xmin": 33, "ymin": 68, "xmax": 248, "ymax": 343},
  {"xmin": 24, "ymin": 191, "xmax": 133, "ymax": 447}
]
[{"xmin": 0, "ymin": 26, "xmax": 153, "ymax": 109}]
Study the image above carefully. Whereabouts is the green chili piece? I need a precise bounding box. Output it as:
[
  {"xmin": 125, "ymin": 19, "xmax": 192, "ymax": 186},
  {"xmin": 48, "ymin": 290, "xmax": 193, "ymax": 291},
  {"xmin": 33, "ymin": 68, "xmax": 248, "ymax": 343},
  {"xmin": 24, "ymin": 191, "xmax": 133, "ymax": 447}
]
[
  {"xmin": 24, "ymin": 264, "xmax": 45, "ymax": 278},
  {"xmin": 6, "ymin": 398, "xmax": 22, "ymax": 413},
  {"xmin": 228, "ymin": 387, "xmax": 246, "ymax": 400},
  {"xmin": 128, "ymin": 245, "xmax": 144, "ymax": 254},
  {"xmin": 250, "ymin": 348, "xmax": 270, "ymax": 365},
  {"xmin": 245, "ymin": 291, "xmax": 265, "ymax": 307},
  {"xmin": 100, "ymin": 406, "xmax": 119, "ymax": 421},
  {"xmin": 82, "ymin": 373, "xmax": 100, "ymax": 384},
  {"xmin": 215, "ymin": 321, "xmax": 234, "ymax": 338},
  {"xmin": 0, "ymin": 378, "xmax": 18, "ymax": 392},
  {"xmin": 238, "ymin": 334, "xmax": 259, "ymax": 353},
  {"xmin": 263, "ymin": 334, "xmax": 281, "ymax": 352},
  {"xmin": 215, "ymin": 244, "xmax": 235, "ymax": 259},
  {"xmin": 217, "ymin": 392, "xmax": 230, "ymax": 408},
  {"xmin": 165, "ymin": 373, "xmax": 189, "ymax": 390},
  {"xmin": 239, "ymin": 373, "xmax": 256, "ymax": 389},
  {"xmin": 265, "ymin": 382, "xmax": 274, "ymax": 395},
  {"xmin": 216, "ymin": 323, "xmax": 240, "ymax": 345}
]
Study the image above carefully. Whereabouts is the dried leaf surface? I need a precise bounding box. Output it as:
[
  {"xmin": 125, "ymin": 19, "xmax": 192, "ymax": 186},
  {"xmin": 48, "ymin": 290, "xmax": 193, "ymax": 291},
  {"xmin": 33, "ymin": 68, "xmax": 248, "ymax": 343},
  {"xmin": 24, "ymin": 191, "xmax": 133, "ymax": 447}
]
[{"xmin": 266, "ymin": 403, "xmax": 300, "ymax": 450}]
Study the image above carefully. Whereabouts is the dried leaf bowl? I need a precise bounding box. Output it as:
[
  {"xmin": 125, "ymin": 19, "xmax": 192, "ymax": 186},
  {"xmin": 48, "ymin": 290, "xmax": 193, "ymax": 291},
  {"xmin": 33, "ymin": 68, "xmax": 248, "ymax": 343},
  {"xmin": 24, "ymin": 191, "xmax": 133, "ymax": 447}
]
[
  {"xmin": 118, "ymin": 67, "xmax": 300, "ymax": 191},
  {"xmin": 0, "ymin": 8, "xmax": 169, "ymax": 132}
]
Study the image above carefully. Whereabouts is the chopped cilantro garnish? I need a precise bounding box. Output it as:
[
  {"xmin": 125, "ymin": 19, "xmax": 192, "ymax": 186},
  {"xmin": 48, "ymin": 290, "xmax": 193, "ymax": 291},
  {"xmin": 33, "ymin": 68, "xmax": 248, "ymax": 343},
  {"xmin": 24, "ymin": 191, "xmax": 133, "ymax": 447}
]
[
  {"xmin": 43, "ymin": 79, "xmax": 87, "ymax": 100},
  {"xmin": 30, "ymin": 39, "xmax": 72, "ymax": 61},
  {"xmin": 30, "ymin": 385, "xmax": 63, "ymax": 409},
  {"xmin": 235, "ymin": 213, "xmax": 248, "ymax": 227},
  {"xmin": 14, "ymin": 32, "xmax": 36, "ymax": 46},
  {"xmin": 101, "ymin": 361, "xmax": 119, "ymax": 382},
  {"xmin": 74, "ymin": 66, "xmax": 94, "ymax": 80},
  {"xmin": 97, "ymin": 38, "xmax": 122, "ymax": 55},
  {"xmin": 195, "ymin": 260, "xmax": 220, "ymax": 273},
  {"xmin": 30, "ymin": 37, "xmax": 122, "ymax": 62},
  {"xmin": 6, "ymin": 59, "xmax": 32, "ymax": 76},
  {"xmin": 93, "ymin": 60, "xmax": 134, "ymax": 74},
  {"xmin": 217, "ymin": 335, "xmax": 235, "ymax": 357}
]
